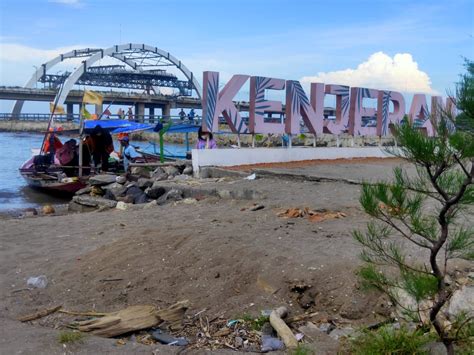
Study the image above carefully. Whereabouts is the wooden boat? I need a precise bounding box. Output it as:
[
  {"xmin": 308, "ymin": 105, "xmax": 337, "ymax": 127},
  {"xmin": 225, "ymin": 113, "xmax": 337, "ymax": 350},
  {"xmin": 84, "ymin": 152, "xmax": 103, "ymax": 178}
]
[{"xmin": 19, "ymin": 156, "xmax": 88, "ymax": 195}]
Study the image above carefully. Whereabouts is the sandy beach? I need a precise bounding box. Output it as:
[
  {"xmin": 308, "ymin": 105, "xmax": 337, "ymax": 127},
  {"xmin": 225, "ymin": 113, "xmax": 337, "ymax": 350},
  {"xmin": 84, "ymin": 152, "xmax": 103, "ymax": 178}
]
[{"xmin": 0, "ymin": 158, "xmax": 471, "ymax": 354}]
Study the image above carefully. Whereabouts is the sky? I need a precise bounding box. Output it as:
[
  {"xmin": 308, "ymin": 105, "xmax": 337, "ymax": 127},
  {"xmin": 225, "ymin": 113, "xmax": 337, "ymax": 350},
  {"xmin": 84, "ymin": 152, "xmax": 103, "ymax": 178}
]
[{"xmin": 0, "ymin": 0, "xmax": 473, "ymax": 113}]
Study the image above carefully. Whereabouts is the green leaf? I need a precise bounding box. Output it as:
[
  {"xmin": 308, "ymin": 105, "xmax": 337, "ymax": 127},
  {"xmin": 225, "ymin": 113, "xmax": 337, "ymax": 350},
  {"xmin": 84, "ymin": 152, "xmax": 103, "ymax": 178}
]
[{"xmin": 401, "ymin": 271, "xmax": 438, "ymax": 302}]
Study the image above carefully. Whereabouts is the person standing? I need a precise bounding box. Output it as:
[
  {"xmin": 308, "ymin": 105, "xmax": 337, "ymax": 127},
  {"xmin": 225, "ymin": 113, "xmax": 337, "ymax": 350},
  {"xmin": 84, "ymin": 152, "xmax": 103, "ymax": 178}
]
[
  {"xmin": 179, "ymin": 108, "xmax": 186, "ymax": 121},
  {"xmin": 91, "ymin": 125, "xmax": 114, "ymax": 172},
  {"xmin": 188, "ymin": 108, "xmax": 195, "ymax": 122}
]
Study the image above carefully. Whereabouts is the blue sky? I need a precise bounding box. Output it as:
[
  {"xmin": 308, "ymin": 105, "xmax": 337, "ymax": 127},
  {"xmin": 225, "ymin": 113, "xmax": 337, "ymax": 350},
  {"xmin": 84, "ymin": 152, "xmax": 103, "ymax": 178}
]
[{"xmin": 0, "ymin": 0, "xmax": 473, "ymax": 112}]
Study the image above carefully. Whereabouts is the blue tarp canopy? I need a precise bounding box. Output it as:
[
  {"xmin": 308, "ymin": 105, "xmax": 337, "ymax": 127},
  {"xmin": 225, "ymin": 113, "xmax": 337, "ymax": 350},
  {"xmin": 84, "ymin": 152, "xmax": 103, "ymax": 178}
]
[
  {"xmin": 80, "ymin": 119, "xmax": 200, "ymax": 135},
  {"xmin": 82, "ymin": 119, "xmax": 153, "ymax": 134}
]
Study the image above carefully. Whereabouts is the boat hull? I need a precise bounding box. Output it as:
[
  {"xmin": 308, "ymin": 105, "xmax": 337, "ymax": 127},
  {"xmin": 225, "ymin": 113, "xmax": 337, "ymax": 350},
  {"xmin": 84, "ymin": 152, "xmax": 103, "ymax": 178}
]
[{"xmin": 21, "ymin": 174, "xmax": 87, "ymax": 195}]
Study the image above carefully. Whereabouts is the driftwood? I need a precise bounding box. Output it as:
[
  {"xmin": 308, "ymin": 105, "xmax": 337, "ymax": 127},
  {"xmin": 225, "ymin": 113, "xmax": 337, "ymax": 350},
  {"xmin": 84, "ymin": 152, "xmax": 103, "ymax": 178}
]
[
  {"xmin": 74, "ymin": 300, "xmax": 189, "ymax": 338},
  {"xmin": 286, "ymin": 311, "xmax": 319, "ymax": 324},
  {"xmin": 269, "ymin": 306, "xmax": 298, "ymax": 349},
  {"xmin": 156, "ymin": 300, "xmax": 189, "ymax": 330},
  {"xmin": 18, "ymin": 305, "xmax": 62, "ymax": 322},
  {"xmin": 59, "ymin": 310, "xmax": 108, "ymax": 317},
  {"xmin": 77, "ymin": 305, "xmax": 159, "ymax": 337}
]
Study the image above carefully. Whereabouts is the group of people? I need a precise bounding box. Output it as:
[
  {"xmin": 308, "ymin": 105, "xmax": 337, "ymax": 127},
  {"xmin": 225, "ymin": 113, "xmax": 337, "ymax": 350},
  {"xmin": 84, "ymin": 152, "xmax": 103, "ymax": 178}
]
[
  {"xmin": 39, "ymin": 121, "xmax": 216, "ymax": 178},
  {"xmin": 42, "ymin": 124, "xmax": 142, "ymax": 175},
  {"xmin": 178, "ymin": 108, "xmax": 196, "ymax": 122}
]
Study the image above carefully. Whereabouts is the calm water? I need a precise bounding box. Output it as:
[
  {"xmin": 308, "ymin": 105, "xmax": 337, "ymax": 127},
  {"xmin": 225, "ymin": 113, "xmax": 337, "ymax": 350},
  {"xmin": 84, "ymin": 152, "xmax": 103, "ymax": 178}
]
[{"xmin": 0, "ymin": 131, "xmax": 186, "ymax": 212}]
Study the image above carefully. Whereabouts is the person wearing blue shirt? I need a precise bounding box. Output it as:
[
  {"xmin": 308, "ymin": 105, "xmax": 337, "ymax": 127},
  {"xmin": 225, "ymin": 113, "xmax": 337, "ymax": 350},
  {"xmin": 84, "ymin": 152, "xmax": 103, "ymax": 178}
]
[{"xmin": 119, "ymin": 136, "xmax": 141, "ymax": 171}]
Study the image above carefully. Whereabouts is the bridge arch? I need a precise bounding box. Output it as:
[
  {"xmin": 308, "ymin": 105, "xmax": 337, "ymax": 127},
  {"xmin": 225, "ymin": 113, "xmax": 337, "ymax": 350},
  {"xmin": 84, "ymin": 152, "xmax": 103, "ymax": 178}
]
[{"xmin": 12, "ymin": 43, "xmax": 202, "ymax": 116}]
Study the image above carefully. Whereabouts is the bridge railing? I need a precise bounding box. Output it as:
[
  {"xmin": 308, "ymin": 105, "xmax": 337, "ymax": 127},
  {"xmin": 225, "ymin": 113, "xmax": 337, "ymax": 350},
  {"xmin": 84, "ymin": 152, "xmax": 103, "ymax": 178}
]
[{"xmin": 0, "ymin": 113, "xmax": 202, "ymax": 124}]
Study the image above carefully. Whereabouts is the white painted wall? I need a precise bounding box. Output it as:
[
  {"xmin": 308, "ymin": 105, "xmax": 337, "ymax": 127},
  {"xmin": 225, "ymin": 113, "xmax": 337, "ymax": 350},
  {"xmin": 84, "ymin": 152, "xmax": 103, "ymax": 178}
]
[{"xmin": 192, "ymin": 147, "xmax": 397, "ymax": 172}]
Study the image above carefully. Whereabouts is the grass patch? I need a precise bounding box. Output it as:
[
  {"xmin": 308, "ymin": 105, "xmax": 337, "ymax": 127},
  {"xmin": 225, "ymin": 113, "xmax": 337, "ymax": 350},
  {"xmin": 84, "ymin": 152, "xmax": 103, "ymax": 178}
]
[
  {"xmin": 349, "ymin": 325, "xmax": 433, "ymax": 355},
  {"xmin": 290, "ymin": 344, "xmax": 314, "ymax": 355},
  {"xmin": 58, "ymin": 331, "xmax": 85, "ymax": 344},
  {"xmin": 237, "ymin": 313, "xmax": 269, "ymax": 331}
]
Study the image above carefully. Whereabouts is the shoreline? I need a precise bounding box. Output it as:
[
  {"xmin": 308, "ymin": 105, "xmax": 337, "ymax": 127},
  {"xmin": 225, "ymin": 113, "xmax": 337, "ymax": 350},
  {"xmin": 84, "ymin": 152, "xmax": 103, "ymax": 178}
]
[{"xmin": 0, "ymin": 119, "xmax": 397, "ymax": 147}]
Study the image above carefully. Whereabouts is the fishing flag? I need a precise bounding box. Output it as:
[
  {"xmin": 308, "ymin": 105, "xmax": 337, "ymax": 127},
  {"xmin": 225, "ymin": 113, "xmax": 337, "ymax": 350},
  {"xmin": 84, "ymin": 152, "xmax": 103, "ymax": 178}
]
[
  {"xmin": 83, "ymin": 90, "xmax": 103, "ymax": 105},
  {"xmin": 81, "ymin": 106, "xmax": 92, "ymax": 120},
  {"xmin": 49, "ymin": 102, "xmax": 65, "ymax": 115}
]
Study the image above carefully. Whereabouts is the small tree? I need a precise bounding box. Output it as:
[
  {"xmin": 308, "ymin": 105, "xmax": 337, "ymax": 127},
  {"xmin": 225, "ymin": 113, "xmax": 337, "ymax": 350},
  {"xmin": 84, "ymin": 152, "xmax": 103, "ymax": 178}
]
[{"xmin": 354, "ymin": 62, "xmax": 474, "ymax": 354}]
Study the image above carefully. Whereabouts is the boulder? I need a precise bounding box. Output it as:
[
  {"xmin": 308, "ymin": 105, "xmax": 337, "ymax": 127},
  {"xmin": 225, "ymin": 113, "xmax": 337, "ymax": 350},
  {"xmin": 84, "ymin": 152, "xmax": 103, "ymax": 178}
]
[
  {"xmin": 115, "ymin": 175, "xmax": 127, "ymax": 184},
  {"xmin": 75, "ymin": 186, "xmax": 92, "ymax": 195},
  {"xmin": 151, "ymin": 167, "xmax": 165, "ymax": 177},
  {"xmin": 173, "ymin": 174, "xmax": 190, "ymax": 181},
  {"xmin": 116, "ymin": 201, "xmax": 129, "ymax": 210},
  {"xmin": 137, "ymin": 178, "xmax": 153, "ymax": 189},
  {"xmin": 182, "ymin": 166, "xmax": 193, "ymax": 175},
  {"xmin": 130, "ymin": 166, "xmax": 151, "ymax": 178},
  {"xmin": 447, "ymin": 286, "xmax": 474, "ymax": 319},
  {"xmin": 72, "ymin": 195, "xmax": 117, "ymax": 209},
  {"xmin": 126, "ymin": 186, "xmax": 148, "ymax": 204},
  {"xmin": 157, "ymin": 188, "xmax": 183, "ymax": 205},
  {"xmin": 89, "ymin": 174, "xmax": 118, "ymax": 186},
  {"xmin": 69, "ymin": 201, "xmax": 96, "ymax": 213},
  {"xmin": 163, "ymin": 165, "xmax": 179, "ymax": 177},
  {"xmin": 153, "ymin": 172, "xmax": 169, "ymax": 181},
  {"xmin": 102, "ymin": 183, "xmax": 127, "ymax": 201},
  {"xmin": 145, "ymin": 182, "xmax": 167, "ymax": 199},
  {"xmin": 328, "ymin": 327, "xmax": 355, "ymax": 340}
]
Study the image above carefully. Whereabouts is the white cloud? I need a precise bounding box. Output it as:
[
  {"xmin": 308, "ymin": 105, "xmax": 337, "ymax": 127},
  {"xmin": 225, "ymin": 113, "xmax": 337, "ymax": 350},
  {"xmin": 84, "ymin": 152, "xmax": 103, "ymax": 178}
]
[
  {"xmin": 0, "ymin": 43, "xmax": 97, "ymax": 86},
  {"xmin": 300, "ymin": 52, "xmax": 437, "ymax": 95},
  {"xmin": 48, "ymin": 0, "xmax": 84, "ymax": 7}
]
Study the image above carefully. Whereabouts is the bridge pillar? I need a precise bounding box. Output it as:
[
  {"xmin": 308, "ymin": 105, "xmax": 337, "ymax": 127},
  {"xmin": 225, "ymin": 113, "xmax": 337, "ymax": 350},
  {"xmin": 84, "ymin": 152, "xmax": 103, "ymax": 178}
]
[
  {"xmin": 162, "ymin": 104, "xmax": 171, "ymax": 119},
  {"xmin": 135, "ymin": 103, "xmax": 145, "ymax": 122},
  {"xmin": 67, "ymin": 103, "xmax": 74, "ymax": 121},
  {"xmin": 149, "ymin": 107, "xmax": 155, "ymax": 123}
]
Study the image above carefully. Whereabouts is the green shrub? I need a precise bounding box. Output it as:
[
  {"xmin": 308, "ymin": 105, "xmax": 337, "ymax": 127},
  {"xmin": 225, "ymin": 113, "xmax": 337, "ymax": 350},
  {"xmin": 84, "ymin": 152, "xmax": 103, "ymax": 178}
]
[
  {"xmin": 58, "ymin": 331, "xmax": 85, "ymax": 344},
  {"xmin": 350, "ymin": 325, "xmax": 433, "ymax": 355}
]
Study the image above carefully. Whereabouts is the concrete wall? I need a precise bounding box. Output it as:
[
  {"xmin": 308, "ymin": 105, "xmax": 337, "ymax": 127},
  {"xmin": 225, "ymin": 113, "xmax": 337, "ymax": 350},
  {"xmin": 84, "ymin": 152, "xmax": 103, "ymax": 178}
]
[{"xmin": 192, "ymin": 147, "xmax": 396, "ymax": 173}]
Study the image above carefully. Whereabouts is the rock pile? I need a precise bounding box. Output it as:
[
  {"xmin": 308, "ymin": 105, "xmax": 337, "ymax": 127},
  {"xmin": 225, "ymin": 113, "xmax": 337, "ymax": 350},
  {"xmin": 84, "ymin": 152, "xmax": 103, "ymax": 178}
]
[{"xmin": 69, "ymin": 161, "xmax": 194, "ymax": 212}]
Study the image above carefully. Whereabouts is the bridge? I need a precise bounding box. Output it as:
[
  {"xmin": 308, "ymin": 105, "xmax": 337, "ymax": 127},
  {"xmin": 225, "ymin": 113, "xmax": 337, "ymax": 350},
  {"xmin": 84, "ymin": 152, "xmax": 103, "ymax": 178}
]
[
  {"xmin": 0, "ymin": 42, "xmax": 336, "ymax": 123},
  {"xmin": 0, "ymin": 86, "xmax": 259, "ymax": 122}
]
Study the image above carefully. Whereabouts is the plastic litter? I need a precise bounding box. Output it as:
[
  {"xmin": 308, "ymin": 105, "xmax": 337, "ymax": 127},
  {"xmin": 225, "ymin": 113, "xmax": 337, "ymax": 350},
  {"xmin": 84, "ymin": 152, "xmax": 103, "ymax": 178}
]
[
  {"xmin": 261, "ymin": 310, "xmax": 272, "ymax": 317},
  {"xmin": 226, "ymin": 319, "xmax": 242, "ymax": 327},
  {"xmin": 295, "ymin": 333, "xmax": 304, "ymax": 341},
  {"xmin": 245, "ymin": 173, "xmax": 256, "ymax": 180},
  {"xmin": 27, "ymin": 275, "xmax": 48, "ymax": 288},
  {"xmin": 261, "ymin": 334, "xmax": 284, "ymax": 352},
  {"xmin": 151, "ymin": 329, "xmax": 188, "ymax": 346}
]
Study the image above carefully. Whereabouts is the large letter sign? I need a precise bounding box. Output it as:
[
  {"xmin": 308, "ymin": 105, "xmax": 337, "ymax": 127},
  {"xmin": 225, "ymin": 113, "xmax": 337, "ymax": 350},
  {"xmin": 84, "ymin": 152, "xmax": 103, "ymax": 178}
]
[
  {"xmin": 324, "ymin": 85, "xmax": 350, "ymax": 135},
  {"xmin": 201, "ymin": 71, "xmax": 454, "ymax": 138},
  {"xmin": 285, "ymin": 81, "xmax": 324, "ymax": 135},
  {"xmin": 249, "ymin": 76, "xmax": 285, "ymax": 134},
  {"xmin": 376, "ymin": 91, "xmax": 406, "ymax": 136},
  {"xmin": 202, "ymin": 71, "xmax": 250, "ymax": 133},
  {"xmin": 349, "ymin": 87, "xmax": 379, "ymax": 136}
]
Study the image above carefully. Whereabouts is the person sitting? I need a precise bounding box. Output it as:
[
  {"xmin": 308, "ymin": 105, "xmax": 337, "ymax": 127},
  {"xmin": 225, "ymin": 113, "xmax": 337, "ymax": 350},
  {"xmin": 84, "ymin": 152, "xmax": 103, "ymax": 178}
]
[
  {"xmin": 56, "ymin": 139, "xmax": 78, "ymax": 176},
  {"xmin": 196, "ymin": 127, "xmax": 217, "ymax": 149},
  {"xmin": 119, "ymin": 136, "xmax": 141, "ymax": 172}
]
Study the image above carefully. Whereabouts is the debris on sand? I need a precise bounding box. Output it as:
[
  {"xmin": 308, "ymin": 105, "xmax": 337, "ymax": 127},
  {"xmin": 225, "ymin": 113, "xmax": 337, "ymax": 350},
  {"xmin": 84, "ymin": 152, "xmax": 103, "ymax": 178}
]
[
  {"xmin": 277, "ymin": 207, "xmax": 346, "ymax": 223},
  {"xmin": 72, "ymin": 300, "xmax": 189, "ymax": 338}
]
